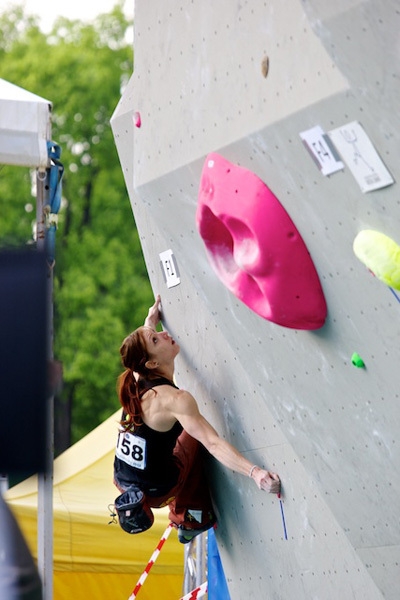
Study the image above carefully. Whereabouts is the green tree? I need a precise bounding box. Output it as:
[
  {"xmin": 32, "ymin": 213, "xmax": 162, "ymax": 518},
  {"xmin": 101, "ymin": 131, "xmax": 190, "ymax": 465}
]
[{"xmin": 0, "ymin": 3, "xmax": 153, "ymax": 447}]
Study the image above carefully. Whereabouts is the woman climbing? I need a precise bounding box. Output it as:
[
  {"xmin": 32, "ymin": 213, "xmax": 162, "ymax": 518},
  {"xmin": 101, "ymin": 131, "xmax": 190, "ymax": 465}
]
[{"xmin": 113, "ymin": 295, "xmax": 280, "ymax": 543}]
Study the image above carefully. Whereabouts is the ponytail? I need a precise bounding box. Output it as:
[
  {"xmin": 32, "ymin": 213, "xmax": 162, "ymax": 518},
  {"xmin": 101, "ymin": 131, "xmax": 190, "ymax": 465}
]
[
  {"xmin": 118, "ymin": 326, "xmax": 157, "ymax": 429},
  {"xmin": 117, "ymin": 369, "xmax": 143, "ymax": 429}
]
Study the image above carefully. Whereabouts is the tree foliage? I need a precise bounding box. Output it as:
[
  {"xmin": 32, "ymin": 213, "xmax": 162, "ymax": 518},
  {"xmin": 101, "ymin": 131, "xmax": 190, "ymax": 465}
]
[{"xmin": 0, "ymin": 3, "xmax": 153, "ymax": 446}]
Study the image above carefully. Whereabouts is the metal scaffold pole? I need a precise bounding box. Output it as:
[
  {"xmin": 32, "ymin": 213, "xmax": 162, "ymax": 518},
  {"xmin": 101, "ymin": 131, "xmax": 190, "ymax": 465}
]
[{"xmin": 36, "ymin": 167, "xmax": 54, "ymax": 600}]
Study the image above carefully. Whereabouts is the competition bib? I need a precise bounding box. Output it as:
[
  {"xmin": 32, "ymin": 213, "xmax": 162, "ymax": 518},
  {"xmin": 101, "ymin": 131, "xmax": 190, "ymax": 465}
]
[{"xmin": 116, "ymin": 431, "xmax": 146, "ymax": 470}]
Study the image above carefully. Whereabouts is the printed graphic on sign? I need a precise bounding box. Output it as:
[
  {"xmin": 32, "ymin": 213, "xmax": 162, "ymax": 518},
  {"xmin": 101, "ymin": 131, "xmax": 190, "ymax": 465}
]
[
  {"xmin": 300, "ymin": 125, "xmax": 344, "ymax": 176},
  {"xmin": 328, "ymin": 121, "xmax": 394, "ymax": 192},
  {"xmin": 159, "ymin": 249, "xmax": 180, "ymax": 288}
]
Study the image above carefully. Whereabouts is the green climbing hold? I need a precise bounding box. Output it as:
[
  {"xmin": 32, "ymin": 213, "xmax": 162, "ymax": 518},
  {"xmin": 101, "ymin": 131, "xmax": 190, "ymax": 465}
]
[{"xmin": 351, "ymin": 352, "xmax": 365, "ymax": 368}]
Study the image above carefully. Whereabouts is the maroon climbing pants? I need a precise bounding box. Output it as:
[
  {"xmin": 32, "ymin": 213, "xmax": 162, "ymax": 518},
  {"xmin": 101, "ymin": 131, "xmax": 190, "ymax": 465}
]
[{"xmin": 147, "ymin": 430, "xmax": 216, "ymax": 531}]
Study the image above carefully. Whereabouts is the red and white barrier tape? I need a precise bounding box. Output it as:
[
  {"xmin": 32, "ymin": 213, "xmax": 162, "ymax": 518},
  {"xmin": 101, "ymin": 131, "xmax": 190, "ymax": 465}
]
[
  {"xmin": 179, "ymin": 581, "xmax": 208, "ymax": 600},
  {"xmin": 128, "ymin": 522, "xmax": 174, "ymax": 600}
]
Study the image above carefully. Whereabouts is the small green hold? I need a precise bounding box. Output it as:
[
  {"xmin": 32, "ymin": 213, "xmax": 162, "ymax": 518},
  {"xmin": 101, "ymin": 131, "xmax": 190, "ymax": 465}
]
[{"xmin": 351, "ymin": 352, "xmax": 365, "ymax": 368}]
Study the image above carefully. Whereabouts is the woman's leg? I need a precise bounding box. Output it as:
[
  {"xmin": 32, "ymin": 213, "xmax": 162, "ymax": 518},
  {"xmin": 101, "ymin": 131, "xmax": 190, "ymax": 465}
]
[{"xmin": 167, "ymin": 430, "xmax": 216, "ymax": 530}]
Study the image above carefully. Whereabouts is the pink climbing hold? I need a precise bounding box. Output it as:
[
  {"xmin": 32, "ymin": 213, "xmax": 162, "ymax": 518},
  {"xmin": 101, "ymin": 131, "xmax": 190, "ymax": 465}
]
[
  {"xmin": 196, "ymin": 153, "xmax": 327, "ymax": 329},
  {"xmin": 134, "ymin": 111, "xmax": 141, "ymax": 128}
]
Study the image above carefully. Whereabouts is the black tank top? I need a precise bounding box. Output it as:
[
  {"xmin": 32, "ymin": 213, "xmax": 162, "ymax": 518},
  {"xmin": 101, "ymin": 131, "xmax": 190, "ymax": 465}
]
[{"xmin": 113, "ymin": 377, "xmax": 183, "ymax": 496}]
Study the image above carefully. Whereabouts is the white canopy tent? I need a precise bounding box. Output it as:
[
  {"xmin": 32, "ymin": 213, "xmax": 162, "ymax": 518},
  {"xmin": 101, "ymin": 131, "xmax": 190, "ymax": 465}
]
[{"xmin": 0, "ymin": 78, "xmax": 52, "ymax": 168}]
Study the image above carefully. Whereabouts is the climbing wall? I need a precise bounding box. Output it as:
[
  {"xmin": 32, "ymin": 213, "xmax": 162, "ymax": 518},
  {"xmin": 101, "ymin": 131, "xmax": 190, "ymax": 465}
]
[{"xmin": 111, "ymin": 1, "xmax": 400, "ymax": 598}]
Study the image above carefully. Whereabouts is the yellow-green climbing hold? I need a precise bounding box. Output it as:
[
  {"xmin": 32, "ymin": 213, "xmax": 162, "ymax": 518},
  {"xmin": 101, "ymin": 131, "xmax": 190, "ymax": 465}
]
[{"xmin": 353, "ymin": 230, "xmax": 400, "ymax": 290}]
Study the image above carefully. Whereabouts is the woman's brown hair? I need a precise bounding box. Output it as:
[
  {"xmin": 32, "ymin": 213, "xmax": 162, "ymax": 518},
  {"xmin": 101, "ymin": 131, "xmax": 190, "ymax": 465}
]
[{"xmin": 117, "ymin": 328, "xmax": 155, "ymax": 429}]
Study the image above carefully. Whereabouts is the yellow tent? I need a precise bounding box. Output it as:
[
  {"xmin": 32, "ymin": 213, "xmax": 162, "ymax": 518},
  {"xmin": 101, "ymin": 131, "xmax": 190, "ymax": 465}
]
[{"xmin": 5, "ymin": 410, "xmax": 184, "ymax": 600}]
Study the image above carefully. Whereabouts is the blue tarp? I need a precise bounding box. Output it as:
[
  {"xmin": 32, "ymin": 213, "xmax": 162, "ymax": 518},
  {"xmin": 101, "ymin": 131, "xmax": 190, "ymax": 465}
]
[{"xmin": 207, "ymin": 528, "xmax": 231, "ymax": 600}]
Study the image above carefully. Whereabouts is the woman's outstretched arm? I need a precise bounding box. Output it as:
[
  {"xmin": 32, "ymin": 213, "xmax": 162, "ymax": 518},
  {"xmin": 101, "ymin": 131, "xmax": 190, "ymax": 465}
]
[
  {"xmin": 171, "ymin": 389, "xmax": 281, "ymax": 494},
  {"xmin": 144, "ymin": 294, "xmax": 162, "ymax": 330}
]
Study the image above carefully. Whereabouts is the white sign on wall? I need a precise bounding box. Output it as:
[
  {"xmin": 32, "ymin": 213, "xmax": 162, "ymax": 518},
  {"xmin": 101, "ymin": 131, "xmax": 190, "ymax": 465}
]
[
  {"xmin": 159, "ymin": 249, "xmax": 180, "ymax": 288},
  {"xmin": 300, "ymin": 125, "xmax": 344, "ymax": 176},
  {"xmin": 328, "ymin": 121, "xmax": 394, "ymax": 193}
]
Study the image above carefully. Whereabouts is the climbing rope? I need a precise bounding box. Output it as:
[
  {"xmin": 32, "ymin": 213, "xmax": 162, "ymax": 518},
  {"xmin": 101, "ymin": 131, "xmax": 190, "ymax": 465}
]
[{"xmin": 278, "ymin": 493, "xmax": 288, "ymax": 540}]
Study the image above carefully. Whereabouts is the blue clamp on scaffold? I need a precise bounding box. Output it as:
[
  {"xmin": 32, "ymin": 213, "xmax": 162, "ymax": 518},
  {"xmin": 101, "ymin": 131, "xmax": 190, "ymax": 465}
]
[{"xmin": 45, "ymin": 141, "xmax": 64, "ymax": 265}]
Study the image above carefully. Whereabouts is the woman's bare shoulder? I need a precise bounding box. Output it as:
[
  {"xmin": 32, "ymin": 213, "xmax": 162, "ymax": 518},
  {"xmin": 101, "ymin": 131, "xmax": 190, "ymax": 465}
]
[{"xmin": 141, "ymin": 385, "xmax": 180, "ymax": 431}]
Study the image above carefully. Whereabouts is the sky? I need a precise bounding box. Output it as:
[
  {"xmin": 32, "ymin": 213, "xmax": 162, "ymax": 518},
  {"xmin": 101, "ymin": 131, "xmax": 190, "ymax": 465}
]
[{"xmin": 0, "ymin": 0, "xmax": 134, "ymax": 32}]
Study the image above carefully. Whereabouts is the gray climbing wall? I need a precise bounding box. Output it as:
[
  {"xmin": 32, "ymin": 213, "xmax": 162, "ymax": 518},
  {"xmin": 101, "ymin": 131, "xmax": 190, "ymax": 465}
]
[{"xmin": 111, "ymin": 1, "xmax": 400, "ymax": 598}]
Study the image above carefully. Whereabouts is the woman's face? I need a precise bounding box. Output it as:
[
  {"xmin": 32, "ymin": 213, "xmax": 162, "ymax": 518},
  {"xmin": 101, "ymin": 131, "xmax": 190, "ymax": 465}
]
[{"xmin": 140, "ymin": 327, "xmax": 180, "ymax": 365}]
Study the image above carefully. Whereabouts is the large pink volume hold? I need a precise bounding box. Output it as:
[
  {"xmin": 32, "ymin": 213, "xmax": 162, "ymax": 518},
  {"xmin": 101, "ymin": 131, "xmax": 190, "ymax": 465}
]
[{"xmin": 196, "ymin": 153, "xmax": 327, "ymax": 329}]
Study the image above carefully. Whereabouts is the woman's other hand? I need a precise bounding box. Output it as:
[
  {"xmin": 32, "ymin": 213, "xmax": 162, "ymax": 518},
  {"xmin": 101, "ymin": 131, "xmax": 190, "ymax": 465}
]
[{"xmin": 144, "ymin": 294, "xmax": 162, "ymax": 329}]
